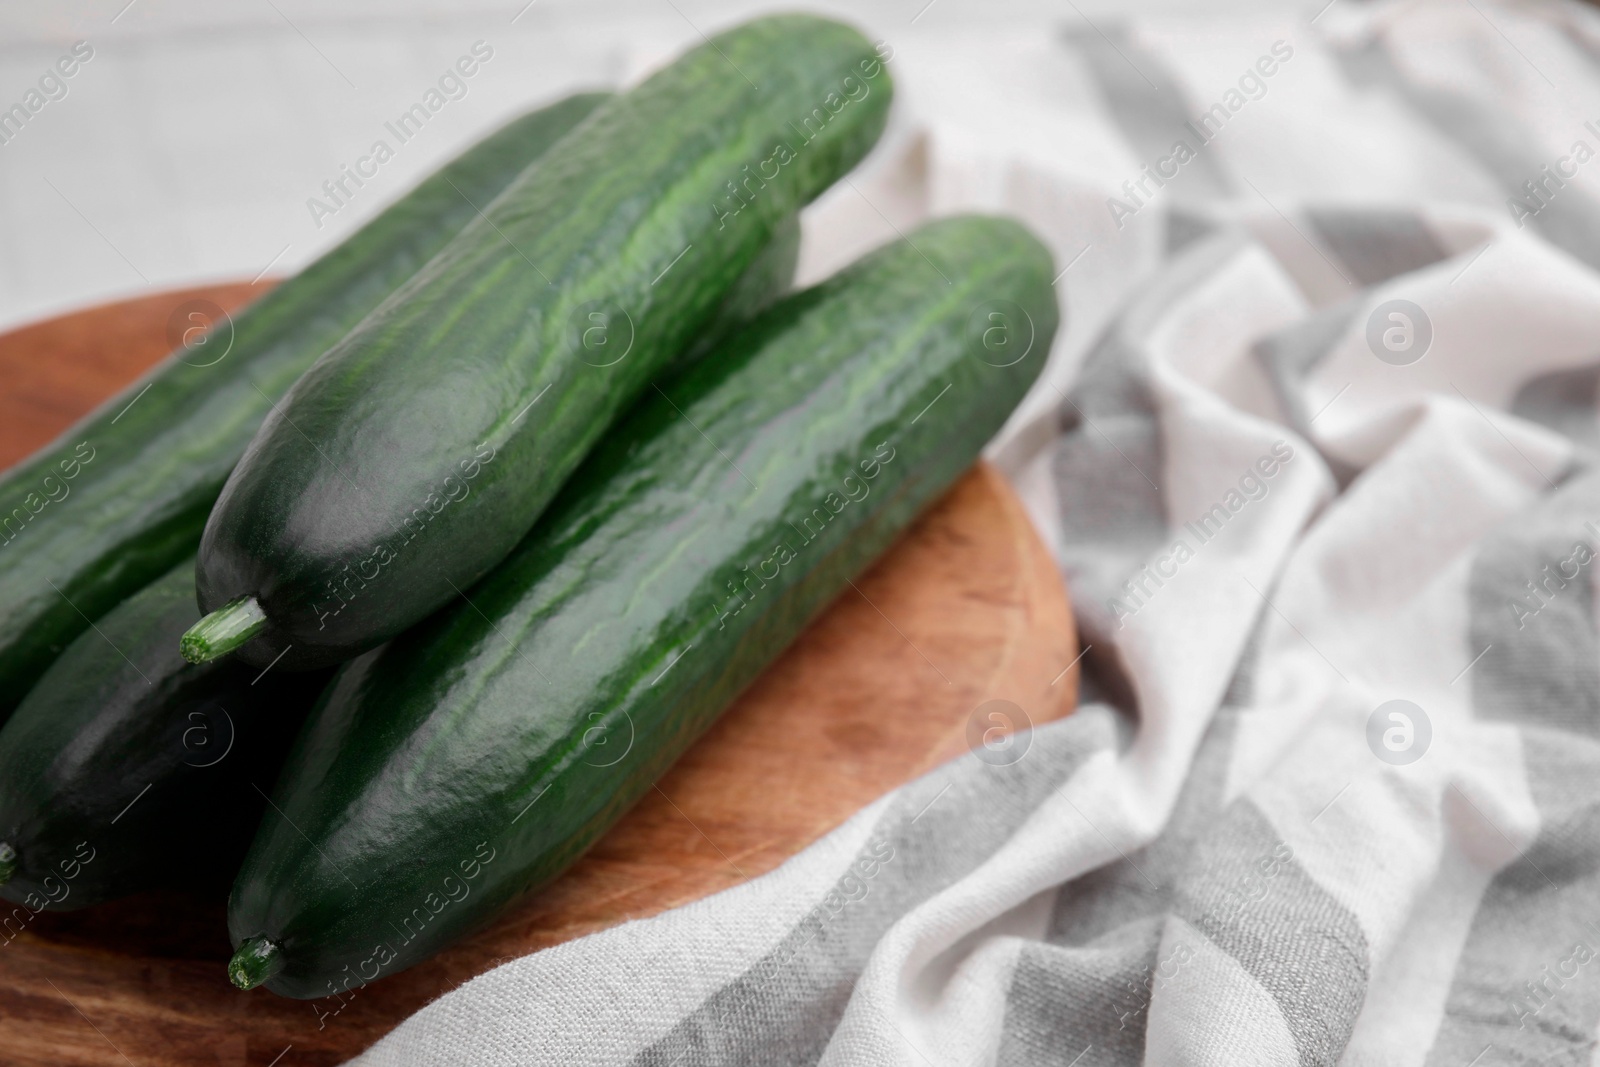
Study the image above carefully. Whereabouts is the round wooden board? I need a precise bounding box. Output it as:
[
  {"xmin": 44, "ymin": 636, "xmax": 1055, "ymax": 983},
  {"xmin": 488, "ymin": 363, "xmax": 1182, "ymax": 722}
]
[{"xmin": 0, "ymin": 285, "xmax": 1079, "ymax": 1066}]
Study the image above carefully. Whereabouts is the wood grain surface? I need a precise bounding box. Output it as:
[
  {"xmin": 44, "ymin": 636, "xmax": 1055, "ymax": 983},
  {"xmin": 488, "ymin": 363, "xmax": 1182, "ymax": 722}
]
[{"xmin": 0, "ymin": 285, "xmax": 1079, "ymax": 1067}]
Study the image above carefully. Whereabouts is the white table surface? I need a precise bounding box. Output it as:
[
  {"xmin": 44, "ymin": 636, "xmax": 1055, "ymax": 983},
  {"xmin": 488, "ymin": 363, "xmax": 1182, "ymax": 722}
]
[{"xmin": 0, "ymin": 0, "xmax": 1277, "ymax": 334}]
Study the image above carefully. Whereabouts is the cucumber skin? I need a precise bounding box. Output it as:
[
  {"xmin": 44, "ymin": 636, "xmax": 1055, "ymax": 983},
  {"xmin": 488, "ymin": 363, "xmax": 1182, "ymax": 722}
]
[
  {"xmin": 678, "ymin": 212, "xmax": 800, "ymax": 368},
  {"xmin": 228, "ymin": 215, "xmax": 1058, "ymax": 998},
  {"xmin": 0, "ymin": 93, "xmax": 609, "ymax": 722},
  {"xmin": 195, "ymin": 15, "xmax": 894, "ymax": 671},
  {"xmin": 0, "ymin": 560, "xmax": 332, "ymax": 911}
]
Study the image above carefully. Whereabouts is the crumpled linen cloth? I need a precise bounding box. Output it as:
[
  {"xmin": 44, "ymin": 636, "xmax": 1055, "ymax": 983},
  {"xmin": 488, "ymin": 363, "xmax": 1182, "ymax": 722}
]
[{"xmin": 351, "ymin": 1, "xmax": 1600, "ymax": 1062}]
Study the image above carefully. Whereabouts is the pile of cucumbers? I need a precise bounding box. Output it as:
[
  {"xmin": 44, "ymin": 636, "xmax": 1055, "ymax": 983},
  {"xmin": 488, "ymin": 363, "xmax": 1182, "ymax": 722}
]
[{"xmin": 0, "ymin": 14, "xmax": 1057, "ymax": 1000}]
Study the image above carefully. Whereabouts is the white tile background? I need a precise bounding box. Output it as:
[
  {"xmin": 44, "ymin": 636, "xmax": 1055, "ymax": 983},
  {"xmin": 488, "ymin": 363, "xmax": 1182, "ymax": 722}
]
[{"xmin": 0, "ymin": 0, "xmax": 1265, "ymax": 333}]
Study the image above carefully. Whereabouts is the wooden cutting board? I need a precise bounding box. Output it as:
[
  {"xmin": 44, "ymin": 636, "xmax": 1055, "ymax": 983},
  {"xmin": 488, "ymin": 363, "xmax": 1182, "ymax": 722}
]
[{"xmin": 0, "ymin": 284, "xmax": 1079, "ymax": 1067}]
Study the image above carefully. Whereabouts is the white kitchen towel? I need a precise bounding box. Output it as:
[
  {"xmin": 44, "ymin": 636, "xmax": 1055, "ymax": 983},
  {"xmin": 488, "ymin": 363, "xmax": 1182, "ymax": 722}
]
[{"xmin": 351, "ymin": 0, "xmax": 1600, "ymax": 1063}]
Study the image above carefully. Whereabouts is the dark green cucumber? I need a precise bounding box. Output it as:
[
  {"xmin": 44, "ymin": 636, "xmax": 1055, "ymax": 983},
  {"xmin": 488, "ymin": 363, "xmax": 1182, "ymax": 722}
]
[
  {"xmin": 226, "ymin": 215, "xmax": 1058, "ymax": 997},
  {"xmin": 0, "ymin": 560, "xmax": 332, "ymax": 912},
  {"xmin": 0, "ymin": 92, "xmax": 609, "ymax": 722},
  {"xmin": 188, "ymin": 15, "xmax": 893, "ymax": 671}
]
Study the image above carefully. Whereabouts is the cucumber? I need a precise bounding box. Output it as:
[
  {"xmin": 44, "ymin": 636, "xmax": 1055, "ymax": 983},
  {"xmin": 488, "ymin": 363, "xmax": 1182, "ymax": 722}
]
[
  {"xmin": 0, "ymin": 91, "xmax": 608, "ymax": 722},
  {"xmin": 0, "ymin": 212, "xmax": 797, "ymax": 911},
  {"xmin": 225, "ymin": 215, "xmax": 1058, "ymax": 997},
  {"xmin": 0, "ymin": 559, "xmax": 332, "ymax": 911},
  {"xmin": 185, "ymin": 14, "xmax": 893, "ymax": 671}
]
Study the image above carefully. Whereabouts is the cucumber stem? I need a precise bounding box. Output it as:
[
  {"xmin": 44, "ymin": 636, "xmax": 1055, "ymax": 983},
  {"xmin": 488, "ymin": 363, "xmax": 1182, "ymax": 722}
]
[
  {"xmin": 181, "ymin": 596, "xmax": 267, "ymax": 664},
  {"xmin": 228, "ymin": 936, "xmax": 285, "ymax": 990},
  {"xmin": 0, "ymin": 843, "xmax": 15, "ymax": 885}
]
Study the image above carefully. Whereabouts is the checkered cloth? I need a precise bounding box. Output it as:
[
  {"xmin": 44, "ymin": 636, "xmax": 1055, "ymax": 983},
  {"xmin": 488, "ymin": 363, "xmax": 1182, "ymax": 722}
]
[{"xmin": 351, "ymin": 1, "xmax": 1600, "ymax": 1062}]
